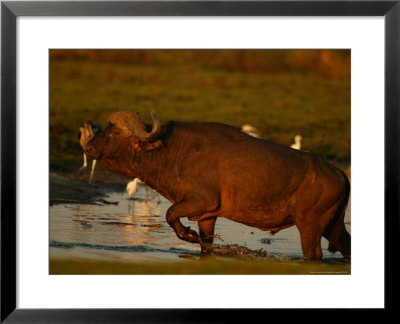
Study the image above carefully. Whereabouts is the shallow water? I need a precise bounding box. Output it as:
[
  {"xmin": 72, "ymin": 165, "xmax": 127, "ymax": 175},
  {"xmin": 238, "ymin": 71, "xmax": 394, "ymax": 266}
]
[{"xmin": 50, "ymin": 185, "xmax": 351, "ymax": 263}]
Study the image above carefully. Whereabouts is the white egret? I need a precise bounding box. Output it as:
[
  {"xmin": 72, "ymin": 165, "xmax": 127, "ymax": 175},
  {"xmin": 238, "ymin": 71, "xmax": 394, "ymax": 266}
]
[{"xmin": 290, "ymin": 135, "xmax": 302, "ymax": 150}]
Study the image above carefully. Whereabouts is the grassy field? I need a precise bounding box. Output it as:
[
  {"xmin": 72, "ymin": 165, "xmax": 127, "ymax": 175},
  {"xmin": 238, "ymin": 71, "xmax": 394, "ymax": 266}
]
[
  {"xmin": 50, "ymin": 257, "xmax": 350, "ymax": 275},
  {"xmin": 50, "ymin": 49, "xmax": 350, "ymax": 173},
  {"xmin": 50, "ymin": 51, "xmax": 351, "ymax": 275}
]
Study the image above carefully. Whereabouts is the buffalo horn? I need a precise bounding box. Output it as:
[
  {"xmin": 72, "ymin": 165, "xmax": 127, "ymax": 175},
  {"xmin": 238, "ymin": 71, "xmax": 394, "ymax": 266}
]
[{"xmin": 133, "ymin": 111, "xmax": 161, "ymax": 142}]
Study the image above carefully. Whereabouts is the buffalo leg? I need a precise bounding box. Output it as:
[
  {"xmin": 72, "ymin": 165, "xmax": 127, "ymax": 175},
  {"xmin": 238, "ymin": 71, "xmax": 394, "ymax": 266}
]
[
  {"xmin": 323, "ymin": 225, "xmax": 351, "ymax": 259},
  {"xmin": 198, "ymin": 217, "xmax": 216, "ymax": 254},
  {"xmin": 298, "ymin": 225, "xmax": 323, "ymax": 261},
  {"xmin": 338, "ymin": 230, "xmax": 351, "ymax": 259},
  {"xmin": 322, "ymin": 206, "xmax": 351, "ymax": 259},
  {"xmin": 166, "ymin": 201, "xmax": 201, "ymax": 243}
]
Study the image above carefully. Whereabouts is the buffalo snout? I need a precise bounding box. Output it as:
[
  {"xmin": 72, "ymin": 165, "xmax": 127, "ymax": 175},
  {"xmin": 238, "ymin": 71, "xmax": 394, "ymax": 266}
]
[
  {"xmin": 84, "ymin": 145, "xmax": 92, "ymax": 155},
  {"xmin": 84, "ymin": 144, "xmax": 98, "ymax": 159}
]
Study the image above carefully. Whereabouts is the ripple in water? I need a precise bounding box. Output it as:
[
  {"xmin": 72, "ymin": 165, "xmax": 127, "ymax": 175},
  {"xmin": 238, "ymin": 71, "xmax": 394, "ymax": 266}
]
[{"xmin": 50, "ymin": 188, "xmax": 351, "ymax": 262}]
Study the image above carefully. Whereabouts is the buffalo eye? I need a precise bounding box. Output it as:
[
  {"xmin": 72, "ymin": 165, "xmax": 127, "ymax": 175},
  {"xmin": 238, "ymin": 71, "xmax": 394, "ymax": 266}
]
[{"xmin": 111, "ymin": 129, "xmax": 121, "ymax": 136}]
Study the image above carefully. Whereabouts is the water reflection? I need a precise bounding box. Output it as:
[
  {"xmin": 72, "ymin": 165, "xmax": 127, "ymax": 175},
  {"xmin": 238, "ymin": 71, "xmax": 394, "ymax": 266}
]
[{"xmin": 50, "ymin": 188, "xmax": 350, "ymax": 262}]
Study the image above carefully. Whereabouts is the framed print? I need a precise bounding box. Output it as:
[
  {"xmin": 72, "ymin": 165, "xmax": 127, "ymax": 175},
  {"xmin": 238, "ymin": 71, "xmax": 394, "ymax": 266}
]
[{"xmin": 1, "ymin": 0, "xmax": 398, "ymax": 321}]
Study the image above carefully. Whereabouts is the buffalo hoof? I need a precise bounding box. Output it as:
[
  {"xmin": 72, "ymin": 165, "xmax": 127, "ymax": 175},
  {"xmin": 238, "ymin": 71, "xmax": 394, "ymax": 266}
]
[
  {"xmin": 343, "ymin": 255, "xmax": 351, "ymax": 262},
  {"xmin": 200, "ymin": 242, "xmax": 213, "ymax": 254},
  {"xmin": 186, "ymin": 227, "xmax": 200, "ymax": 243},
  {"xmin": 177, "ymin": 226, "xmax": 200, "ymax": 243}
]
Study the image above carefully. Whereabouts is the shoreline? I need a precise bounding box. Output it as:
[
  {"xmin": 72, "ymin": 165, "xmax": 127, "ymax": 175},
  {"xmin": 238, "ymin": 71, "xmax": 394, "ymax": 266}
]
[{"xmin": 49, "ymin": 172, "xmax": 127, "ymax": 206}]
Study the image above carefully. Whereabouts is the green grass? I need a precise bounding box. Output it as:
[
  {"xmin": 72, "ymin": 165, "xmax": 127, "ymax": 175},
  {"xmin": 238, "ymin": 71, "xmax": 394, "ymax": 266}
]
[
  {"xmin": 50, "ymin": 54, "xmax": 350, "ymax": 172},
  {"xmin": 50, "ymin": 257, "xmax": 350, "ymax": 275}
]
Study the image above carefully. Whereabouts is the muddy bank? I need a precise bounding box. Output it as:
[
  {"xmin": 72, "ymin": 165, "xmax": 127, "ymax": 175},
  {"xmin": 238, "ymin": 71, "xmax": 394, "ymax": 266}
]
[
  {"xmin": 49, "ymin": 172, "xmax": 127, "ymax": 206},
  {"xmin": 50, "ymin": 256, "xmax": 350, "ymax": 275}
]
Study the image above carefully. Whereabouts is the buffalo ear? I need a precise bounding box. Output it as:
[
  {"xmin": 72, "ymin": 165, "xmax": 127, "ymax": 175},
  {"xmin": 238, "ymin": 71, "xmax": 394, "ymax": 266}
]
[{"xmin": 135, "ymin": 139, "xmax": 163, "ymax": 152}]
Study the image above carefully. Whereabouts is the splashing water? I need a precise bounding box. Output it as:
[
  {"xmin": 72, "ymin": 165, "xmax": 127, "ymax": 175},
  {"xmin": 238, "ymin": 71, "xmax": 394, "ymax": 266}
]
[{"xmin": 50, "ymin": 186, "xmax": 350, "ymax": 263}]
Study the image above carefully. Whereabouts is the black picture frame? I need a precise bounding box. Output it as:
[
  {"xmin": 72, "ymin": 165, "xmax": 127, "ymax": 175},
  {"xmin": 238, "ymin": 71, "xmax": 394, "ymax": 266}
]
[{"xmin": 1, "ymin": 0, "xmax": 398, "ymax": 322}]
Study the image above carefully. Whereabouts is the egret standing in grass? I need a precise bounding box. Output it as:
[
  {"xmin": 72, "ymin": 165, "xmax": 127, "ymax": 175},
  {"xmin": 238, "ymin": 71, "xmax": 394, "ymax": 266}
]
[
  {"xmin": 290, "ymin": 135, "xmax": 302, "ymax": 150},
  {"xmin": 241, "ymin": 124, "xmax": 260, "ymax": 138}
]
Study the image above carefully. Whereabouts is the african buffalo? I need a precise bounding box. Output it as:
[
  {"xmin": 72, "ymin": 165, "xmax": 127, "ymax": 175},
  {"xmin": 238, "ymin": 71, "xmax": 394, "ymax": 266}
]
[{"xmin": 85, "ymin": 111, "xmax": 350, "ymax": 260}]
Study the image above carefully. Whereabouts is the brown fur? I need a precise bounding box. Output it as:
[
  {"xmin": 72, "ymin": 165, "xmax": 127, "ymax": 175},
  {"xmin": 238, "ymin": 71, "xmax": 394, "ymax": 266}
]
[{"xmin": 85, "ymin": 112, "xmax": 351, "ymax": 260}]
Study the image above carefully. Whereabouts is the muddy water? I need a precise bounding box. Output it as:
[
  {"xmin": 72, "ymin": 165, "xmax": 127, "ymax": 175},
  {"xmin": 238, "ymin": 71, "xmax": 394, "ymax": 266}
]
[{"xmin": 50, "ymin": 185, "xmax": 351, "ymax": 263}]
